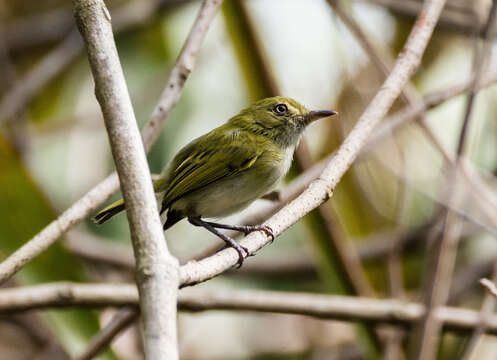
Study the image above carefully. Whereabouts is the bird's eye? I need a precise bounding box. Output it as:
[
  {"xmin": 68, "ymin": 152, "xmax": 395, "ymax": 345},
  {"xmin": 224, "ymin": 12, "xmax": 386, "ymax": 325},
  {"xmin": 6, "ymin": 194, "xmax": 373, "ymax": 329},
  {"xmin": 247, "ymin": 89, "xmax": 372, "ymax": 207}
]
[{"xmin": 274, "ymin": 104, "xmax": 288, "ymax": 115}]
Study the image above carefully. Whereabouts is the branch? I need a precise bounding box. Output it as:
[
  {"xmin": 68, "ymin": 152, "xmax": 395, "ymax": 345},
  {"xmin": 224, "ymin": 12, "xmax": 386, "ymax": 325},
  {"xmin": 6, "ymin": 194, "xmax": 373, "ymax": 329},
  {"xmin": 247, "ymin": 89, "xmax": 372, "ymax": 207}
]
[
  {"xmin": 179, "ymin": 0, "xmax": 447, "ymax": 287},
  {"xmin": 450, "ymin": 258, "xmax": 496, "ymax": 304},
  {"xmin": 2, "ymin": 283, "xmax": 497, "ymax": 334},
  {"xmin": 460, "ymin": 266, "xmax": 497, "ymax": 360},
  {"xmin": 481, "ymin": 278, "xmax": 497, "ymax": 299},
  {"xmin": 72, "ymin": 0, "xmax": 179, "ymax": 358},
  {"xmin": 243, "ymin": 67, "xmax": 497, "ymax": 242},
  {"xmin": 74, "ymin": 307, "xmax": 138, "ymax": 360},
  {"xmin": 0, "ymin": 0, "xmax": 223, "ymax": 285}
]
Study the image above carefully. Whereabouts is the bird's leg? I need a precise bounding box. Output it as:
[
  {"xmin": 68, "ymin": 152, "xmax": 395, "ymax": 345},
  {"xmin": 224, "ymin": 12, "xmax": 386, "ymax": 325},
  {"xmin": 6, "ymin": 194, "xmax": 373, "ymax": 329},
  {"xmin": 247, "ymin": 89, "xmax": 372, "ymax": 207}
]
[
  {"xmin": 203, "ymin": 221, "xmax": 275, "ymax": 243},
  {"xmin": 188, "ymin": 217, "xmax": 249, "ymax": 268}
]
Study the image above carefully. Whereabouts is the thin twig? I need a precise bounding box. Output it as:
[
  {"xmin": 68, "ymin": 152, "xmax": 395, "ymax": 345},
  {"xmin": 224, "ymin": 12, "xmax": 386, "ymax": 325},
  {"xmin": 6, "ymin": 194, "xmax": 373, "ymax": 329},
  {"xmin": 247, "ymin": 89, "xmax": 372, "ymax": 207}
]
[
  {"xmin": 480, "ymin": 278, "xmax": 497, "ymax": 299},
  {"xmin": 459, "ymin": 265, "xmax": 497, "ymax": 360},
  {"xmin": 410, "ymin": 2, "xmax": 497, "ymax": 359},
  {"xmin": 74, "ymin": 307, "xmax": 138, "ymax": 360},
  {"xmin": 2, "ymin": 283, "xmax": 497, "ymax": 334},
  {"xmin": 73, "ymin": 0, "xmax": 179, "ymax": 358},
  {"xmin": 0, "ymin": 0, "xmax": 223, "ymax": 285},
  {"xmin": 450, "ymin": 259, "xmax": 497, "ymax": 304}
]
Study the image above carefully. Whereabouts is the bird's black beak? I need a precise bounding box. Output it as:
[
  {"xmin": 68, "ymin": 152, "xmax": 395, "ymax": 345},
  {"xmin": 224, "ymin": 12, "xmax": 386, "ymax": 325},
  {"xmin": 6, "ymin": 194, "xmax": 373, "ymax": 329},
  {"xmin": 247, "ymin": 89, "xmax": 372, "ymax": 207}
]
[{"xmin": 307, "ymin": 110, "xmax": 338, "ymax": 123}]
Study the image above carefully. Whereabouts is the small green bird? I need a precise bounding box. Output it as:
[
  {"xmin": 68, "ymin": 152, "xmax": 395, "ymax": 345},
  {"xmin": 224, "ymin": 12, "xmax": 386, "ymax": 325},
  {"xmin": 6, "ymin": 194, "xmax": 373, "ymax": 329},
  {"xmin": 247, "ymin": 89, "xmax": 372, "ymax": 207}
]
[{"xmin": 95, "ymin": 96, "xmax": 336, "ymax": 266}]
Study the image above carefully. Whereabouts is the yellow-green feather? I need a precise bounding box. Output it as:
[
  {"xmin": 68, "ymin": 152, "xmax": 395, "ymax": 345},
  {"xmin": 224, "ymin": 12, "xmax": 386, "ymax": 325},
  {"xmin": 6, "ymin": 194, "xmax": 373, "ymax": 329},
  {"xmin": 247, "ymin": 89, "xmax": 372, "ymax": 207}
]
[{"xmin": 159, "ymin": 125, "xmax": 264, "ymax": 211}]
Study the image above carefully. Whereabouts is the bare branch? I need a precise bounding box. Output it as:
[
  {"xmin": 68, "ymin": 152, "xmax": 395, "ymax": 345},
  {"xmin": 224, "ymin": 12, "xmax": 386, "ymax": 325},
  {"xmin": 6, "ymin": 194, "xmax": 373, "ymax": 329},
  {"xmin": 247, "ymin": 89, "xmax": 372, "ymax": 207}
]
[
  {"xmin": 450, "ymin": 258, "xmax": 496, "ymax": 304},
  {"xmin": 179, "ymin": 0, "xmax": 447, "ymax": 287},
  {"xmin": 2, "ymin": 283, "xmax": 497, "ymax": 335},
  {"xmin": 141, "ymin": 0, "xmax": 224, "ymax": 152},
  {"xmin": 460, "ymin": 266, "xmax": 497, "ymax": 360},
  {"xmin": 74, "ymin": 307, "xmax": 138, "ymax": 360},
  {"xmin": 480, "ymin": 278, "xmax": 497, "ymax": 299},
  {"xmin": 0, "ymin": 173, "xmax": 120, "ymax": 284},
  {"xmin": 72, "ymin": 0, "xmax": 179, "ymax": 358},
  {"xmin": 0, "ymin": 0, "xmax": 223, "ymax": 285}
]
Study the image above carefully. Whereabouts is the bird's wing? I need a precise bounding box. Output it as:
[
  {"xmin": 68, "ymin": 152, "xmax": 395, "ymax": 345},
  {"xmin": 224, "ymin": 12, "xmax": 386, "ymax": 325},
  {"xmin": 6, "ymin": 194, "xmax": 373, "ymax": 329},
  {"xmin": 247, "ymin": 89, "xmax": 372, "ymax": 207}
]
[{"xmin": 160, "ymin": 130, "xmax": 263, "ymax": 211}]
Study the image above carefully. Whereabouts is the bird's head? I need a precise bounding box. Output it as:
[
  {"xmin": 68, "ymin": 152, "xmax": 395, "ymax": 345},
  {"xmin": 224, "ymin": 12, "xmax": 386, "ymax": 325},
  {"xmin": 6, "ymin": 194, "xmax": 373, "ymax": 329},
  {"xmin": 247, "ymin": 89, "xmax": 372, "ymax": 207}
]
[{"xmin": 230, "ymin": 96, "xmax": 337, "ymax": 148}]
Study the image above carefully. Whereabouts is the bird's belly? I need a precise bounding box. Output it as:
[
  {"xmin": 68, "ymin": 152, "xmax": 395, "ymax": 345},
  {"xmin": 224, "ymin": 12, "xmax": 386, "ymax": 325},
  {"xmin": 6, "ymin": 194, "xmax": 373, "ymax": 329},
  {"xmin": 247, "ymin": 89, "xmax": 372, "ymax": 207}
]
[{"xmin": 171, "ymin": 164, "xmax": 283, "ymax": 218}]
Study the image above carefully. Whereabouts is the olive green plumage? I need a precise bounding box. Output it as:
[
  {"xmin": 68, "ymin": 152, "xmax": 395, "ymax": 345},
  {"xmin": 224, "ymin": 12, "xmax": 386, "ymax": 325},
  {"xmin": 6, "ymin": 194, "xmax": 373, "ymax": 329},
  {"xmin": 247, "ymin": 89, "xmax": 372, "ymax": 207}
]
[{"xmin": 94, "ymin": 96, "xmax": 335, "ymax": 261}]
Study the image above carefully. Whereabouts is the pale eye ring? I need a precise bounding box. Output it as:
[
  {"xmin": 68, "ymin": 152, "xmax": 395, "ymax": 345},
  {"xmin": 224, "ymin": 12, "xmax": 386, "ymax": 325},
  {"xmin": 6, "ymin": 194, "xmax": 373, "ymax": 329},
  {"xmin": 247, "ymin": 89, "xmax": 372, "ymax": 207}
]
[{"xmin": 274, "ymin": 104, "xmax": 288, "ymax": 115}]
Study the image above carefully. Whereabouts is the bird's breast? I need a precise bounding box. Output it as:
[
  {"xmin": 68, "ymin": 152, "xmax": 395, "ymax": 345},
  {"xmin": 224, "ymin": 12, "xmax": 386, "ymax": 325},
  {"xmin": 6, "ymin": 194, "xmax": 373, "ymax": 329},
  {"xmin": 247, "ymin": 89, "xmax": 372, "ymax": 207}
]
[{"xmin": 170, "ymin": 146, "xmax": 294, "ymax": 218}]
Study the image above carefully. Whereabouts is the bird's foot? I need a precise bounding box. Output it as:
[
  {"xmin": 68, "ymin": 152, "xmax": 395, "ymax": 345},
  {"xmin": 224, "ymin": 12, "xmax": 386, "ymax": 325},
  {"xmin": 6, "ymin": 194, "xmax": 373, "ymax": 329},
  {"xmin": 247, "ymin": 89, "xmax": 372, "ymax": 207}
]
[
  {"xmin": 232, "ymin": 243, "xmax": 249, "ymax": 268},
  {"xmin": 243, "ymin": 224, "xmax": 275, "ymax": 244},
  {"xmin": 215, "ymin": 241, "xmax": 249, "ymax": 267}
]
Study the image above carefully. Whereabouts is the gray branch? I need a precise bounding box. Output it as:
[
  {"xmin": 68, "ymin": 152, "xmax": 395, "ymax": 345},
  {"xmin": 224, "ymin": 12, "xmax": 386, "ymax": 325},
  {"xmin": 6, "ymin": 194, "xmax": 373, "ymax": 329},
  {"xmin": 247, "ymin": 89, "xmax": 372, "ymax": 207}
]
[
  {"xmin": 178, "ymin": 0, "xmax": 447, "ymax": 288},
  {"xmin": 1, "ymin": 283, "xmax": 497, "ymax": 335},
  {"xmin": 72, "ymin": 0, "xmax": 179, "ymax": 358}
]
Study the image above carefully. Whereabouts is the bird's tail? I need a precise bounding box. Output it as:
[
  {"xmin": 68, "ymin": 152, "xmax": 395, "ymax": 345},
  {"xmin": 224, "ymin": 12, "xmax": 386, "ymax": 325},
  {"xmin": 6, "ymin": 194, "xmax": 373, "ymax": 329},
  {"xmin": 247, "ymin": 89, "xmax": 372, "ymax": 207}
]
[{"xmin": 93, "ymin": 199, "xmax": 125, "ymax": 224}]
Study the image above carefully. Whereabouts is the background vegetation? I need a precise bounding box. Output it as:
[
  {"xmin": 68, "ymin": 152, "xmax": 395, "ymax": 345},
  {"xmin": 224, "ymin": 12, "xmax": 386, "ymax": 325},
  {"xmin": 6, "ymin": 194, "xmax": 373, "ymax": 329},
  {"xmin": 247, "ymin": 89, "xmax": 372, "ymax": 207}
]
[{"xmin": 1, "ymin": 0, "xmax": 497, "ymax": 359}]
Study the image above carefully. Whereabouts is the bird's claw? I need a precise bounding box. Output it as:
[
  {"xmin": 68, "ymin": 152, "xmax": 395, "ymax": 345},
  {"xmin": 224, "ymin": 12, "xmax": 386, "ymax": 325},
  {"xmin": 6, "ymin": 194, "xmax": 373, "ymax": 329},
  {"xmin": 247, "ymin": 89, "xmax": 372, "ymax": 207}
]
[
  {"xmin": 215, "ymin": 242, "xmax": 249, "ymax": 268},
  {"xmin": 243, "ymin": 224, "xmax": 275, "ymax": 244},
  {"xmin": 233, "ymin": 244, "xmax": 249, "ymax": 268},
  {"xmin": 260, "ymin": 225, "xmax": 275, "ymax": 244}
]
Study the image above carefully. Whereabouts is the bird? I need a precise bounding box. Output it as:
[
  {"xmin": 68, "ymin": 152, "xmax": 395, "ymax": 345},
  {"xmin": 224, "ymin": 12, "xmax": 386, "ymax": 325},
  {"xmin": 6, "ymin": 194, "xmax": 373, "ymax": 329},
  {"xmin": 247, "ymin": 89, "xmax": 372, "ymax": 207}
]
[{"xmin": 94, "ymin": 96, "xmax": 336, "ymax": 266}]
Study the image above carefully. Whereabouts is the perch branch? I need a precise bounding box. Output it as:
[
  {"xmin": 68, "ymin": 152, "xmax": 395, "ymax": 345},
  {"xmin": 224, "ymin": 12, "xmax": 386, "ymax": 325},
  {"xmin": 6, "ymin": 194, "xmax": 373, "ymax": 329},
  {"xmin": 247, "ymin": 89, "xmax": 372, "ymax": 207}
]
[{"xmin": 178, "ymin": 0, "xmax": 447, "ymax": 287}]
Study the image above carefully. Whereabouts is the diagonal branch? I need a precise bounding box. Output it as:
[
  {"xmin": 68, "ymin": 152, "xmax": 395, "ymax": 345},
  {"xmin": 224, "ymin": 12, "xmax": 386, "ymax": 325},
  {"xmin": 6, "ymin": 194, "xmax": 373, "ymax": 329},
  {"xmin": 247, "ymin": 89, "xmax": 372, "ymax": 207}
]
[
  {"xmin": 74, "ymin": 307, "xmax": 138, "ymax": 360},
  {"xmin": 72, "ymin": 0, "xmax": 179, "ymax": 358},
  {"xmin": 178, "ymin": 0, "xmax": 447, "ymax": 288},
  {"xmin": 0, "ymin": 0, "xmax": 223, "ymax": 285}
]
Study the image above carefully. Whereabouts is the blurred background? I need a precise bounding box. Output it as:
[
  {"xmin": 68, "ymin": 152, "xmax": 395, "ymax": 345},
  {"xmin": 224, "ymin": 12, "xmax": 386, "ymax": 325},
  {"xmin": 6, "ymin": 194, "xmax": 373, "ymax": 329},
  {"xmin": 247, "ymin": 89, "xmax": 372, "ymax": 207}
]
[{"xmin": 1, "ymin": 0, "xmax": 497, "ymax": 359}]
